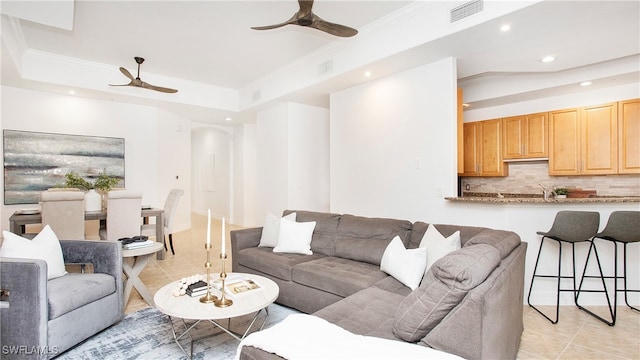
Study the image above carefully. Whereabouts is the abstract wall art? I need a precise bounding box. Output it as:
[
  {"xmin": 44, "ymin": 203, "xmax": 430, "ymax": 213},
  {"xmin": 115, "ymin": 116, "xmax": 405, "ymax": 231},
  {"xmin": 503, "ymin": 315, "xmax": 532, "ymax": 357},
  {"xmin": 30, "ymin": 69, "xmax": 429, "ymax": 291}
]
[{"xmin": 3, "ymin": 130, "xmax": 125, "ymax": 205}]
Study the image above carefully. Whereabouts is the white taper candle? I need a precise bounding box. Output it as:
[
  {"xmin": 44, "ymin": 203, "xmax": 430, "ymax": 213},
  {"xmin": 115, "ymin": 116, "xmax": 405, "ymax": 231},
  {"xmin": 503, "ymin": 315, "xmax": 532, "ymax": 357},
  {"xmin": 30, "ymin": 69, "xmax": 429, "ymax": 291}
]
[
  {"xmin": 206, "ymin": 209, "xmax": 211, "ymax": 245},
  {"xmin": 222, "ymin": 217, "xmax": 226, "ymax": 255}
]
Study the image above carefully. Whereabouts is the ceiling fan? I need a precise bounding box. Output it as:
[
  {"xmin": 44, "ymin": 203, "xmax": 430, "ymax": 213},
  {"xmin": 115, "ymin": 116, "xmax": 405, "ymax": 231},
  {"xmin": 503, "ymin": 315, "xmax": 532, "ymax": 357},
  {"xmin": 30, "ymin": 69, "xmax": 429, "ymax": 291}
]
[
  {"xmin": 110, "ymin": 57, "xmax": 178, "ymax": 93},
  {"xmin": 251, "ymin": 0, "xmax": 358, "ymax": 38}
]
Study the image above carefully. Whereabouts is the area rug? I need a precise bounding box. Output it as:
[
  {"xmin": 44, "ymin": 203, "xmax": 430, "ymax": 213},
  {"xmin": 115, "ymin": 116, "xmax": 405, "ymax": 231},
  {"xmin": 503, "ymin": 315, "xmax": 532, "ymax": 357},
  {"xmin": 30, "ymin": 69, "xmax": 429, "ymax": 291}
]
[{"xmin": 60, "ymin": 304, "xmax": 299, "ymax": 360}]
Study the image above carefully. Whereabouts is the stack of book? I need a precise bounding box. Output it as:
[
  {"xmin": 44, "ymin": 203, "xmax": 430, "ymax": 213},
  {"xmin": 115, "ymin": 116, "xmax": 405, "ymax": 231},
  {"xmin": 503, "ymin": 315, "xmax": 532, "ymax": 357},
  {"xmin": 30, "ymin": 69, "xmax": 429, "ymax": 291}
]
[
  {"xmin": 123, "ymin": 240, "xmax": 155, "ymax": 250},
  {"xmin": 186, "ymin": 280, "xmax": 212, "ymax": 297}
]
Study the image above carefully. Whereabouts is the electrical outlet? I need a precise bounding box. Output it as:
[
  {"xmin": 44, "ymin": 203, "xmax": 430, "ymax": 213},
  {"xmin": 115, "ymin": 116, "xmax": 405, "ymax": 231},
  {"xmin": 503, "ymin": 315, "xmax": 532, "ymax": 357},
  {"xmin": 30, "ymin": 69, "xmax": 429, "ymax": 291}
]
[{"xmin": 465, "ymin": 184, "xmax": 470, "ymax": 190}]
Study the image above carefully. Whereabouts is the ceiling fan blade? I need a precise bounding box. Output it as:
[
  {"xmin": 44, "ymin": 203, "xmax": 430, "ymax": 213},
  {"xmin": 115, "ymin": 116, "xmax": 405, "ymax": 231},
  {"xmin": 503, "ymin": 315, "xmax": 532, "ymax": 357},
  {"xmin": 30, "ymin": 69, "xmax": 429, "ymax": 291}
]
[
  {"xmin": 140, "ymin": 81, "xmax": 178, "ymax": 93},
  {"xmin": 251, "ymin": 13, "xmax": 299, "ymax": 31},
  {"xmin": 108, "ymin": 83, "xmax": 133, "ymax": 87},
  {"xmin": 119, "ymin": 67, "xmax": 135, "ymax": 80},
  {"xmin": 311, "ymin": 16, "xmax": 358, "ymax": 37}
]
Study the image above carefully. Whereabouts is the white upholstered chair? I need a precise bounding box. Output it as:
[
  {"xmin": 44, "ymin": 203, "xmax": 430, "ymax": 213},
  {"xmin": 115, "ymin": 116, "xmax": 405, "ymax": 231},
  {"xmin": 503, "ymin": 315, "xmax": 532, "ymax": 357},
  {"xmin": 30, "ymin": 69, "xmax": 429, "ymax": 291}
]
[
  {"xmin": 40, "ymin": 190, "xmax": 86, "ymax": 239},
  {"xmin": 141, "ymin": 188, "xmax": 184, "ymax": 255},
  {"xmin": 99, "ymin": 190, "xmax": 143, "ymax": 240}
]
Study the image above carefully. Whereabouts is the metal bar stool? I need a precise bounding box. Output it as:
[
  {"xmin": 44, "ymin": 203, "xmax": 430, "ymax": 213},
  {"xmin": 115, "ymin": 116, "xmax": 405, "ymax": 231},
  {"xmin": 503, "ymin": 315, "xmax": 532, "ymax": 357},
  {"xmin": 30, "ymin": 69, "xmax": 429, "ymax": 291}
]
[
  {"xmin": 527, "ymin": 210, "xmax": 600, "ymax": 324},
  {"xmin": 577, "ymin": 211, "xmax": 640, "ymax": 326}
]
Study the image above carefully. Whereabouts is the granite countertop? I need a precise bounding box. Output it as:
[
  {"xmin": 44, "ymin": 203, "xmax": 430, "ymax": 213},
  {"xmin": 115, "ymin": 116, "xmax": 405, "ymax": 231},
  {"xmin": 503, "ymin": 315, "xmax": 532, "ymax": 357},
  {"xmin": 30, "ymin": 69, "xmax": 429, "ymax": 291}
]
[{"xmin": 446, "ymin": 192, "xmax": 640, "ymax": 203}]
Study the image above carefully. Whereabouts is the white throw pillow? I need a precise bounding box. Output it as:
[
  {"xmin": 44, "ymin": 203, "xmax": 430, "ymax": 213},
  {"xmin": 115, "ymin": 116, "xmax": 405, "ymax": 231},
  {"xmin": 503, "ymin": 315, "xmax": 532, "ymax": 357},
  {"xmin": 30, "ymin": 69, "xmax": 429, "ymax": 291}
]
[
  {"xmin": 419, "ymin": 224, "xmax": 461, "ymax": 272},
  {"xmin": 380, "ymin": 236, "xmax": 428, "ymax": 290},
  {"xmin": 273, "ymin": 217, "xmax": 316, "ymax": 255},
  {"xmin": 0, "ymin": 225, "xmax": 67, "ymax": 280},
  {"xmin": 259, "ymin": 212, "xmax": 297, "ymax": 247}
]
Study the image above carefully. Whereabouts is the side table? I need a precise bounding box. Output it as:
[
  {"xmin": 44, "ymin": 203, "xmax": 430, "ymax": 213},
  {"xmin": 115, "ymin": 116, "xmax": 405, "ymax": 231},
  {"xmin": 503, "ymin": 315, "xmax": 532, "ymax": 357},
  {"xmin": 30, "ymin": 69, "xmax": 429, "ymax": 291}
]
[{"xmin": 122, "ymin": 242, "xmax": 164, "ymax": 306}]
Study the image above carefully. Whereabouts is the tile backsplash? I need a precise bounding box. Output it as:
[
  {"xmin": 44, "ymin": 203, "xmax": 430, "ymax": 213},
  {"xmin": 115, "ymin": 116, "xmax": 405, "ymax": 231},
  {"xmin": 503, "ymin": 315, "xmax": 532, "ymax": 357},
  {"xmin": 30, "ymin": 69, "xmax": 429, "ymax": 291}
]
[{"xmin": 462, "ymin": 161, "xmax": 640, "ymax": 197}]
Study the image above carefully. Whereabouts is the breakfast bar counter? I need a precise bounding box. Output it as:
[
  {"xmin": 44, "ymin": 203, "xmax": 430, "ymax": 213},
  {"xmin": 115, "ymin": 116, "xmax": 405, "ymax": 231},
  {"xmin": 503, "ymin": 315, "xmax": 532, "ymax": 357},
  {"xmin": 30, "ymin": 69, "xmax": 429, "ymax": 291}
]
[{"xmin": 445, "ymin": 195, "xmax": 640, "ymax": 204}]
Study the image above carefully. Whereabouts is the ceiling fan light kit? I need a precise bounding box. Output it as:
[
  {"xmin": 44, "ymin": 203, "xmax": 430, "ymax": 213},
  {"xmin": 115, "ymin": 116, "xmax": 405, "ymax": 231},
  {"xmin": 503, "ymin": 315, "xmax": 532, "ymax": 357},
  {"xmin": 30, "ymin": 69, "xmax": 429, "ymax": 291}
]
[
  {"xmin": 109, "ymin": 56, "xmax": 178, "ymax": 93},
  {"xmin": 251, "ymin": 0, "xmax": 358, "ymax": 38}
]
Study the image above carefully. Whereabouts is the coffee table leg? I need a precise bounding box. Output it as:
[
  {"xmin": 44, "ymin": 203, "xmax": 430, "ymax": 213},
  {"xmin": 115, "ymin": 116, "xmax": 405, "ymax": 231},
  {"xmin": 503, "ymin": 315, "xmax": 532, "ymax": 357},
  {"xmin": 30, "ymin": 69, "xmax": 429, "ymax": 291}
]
[
  {"xmin": 168, "ymin": 316, "xmax": 200, "ymax": 360},
  {"xmin": 208, "ymin": 306, "xmax": 270, "ymax": 341}
]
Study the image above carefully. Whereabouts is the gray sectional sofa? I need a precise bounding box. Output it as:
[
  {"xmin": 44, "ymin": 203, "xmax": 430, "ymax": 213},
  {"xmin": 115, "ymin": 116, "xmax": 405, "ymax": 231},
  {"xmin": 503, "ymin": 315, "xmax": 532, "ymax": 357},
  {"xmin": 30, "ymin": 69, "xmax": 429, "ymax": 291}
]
[{"xmin": 231, "ymin": 210, "xmax": 527, "ymax": 360}]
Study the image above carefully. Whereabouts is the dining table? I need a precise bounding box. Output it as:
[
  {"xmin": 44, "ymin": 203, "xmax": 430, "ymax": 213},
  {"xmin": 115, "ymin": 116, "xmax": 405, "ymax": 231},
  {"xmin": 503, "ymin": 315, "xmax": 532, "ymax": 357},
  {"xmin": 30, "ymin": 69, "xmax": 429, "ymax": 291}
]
[{"xmin": 8, "ymin": 208, "xmax": 166, "ymax": 260}]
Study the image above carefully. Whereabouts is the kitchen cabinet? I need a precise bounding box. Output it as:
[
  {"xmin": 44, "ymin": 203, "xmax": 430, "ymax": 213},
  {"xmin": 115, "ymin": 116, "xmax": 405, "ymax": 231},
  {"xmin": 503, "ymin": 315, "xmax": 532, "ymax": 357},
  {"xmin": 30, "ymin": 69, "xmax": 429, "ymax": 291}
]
[
  {"xmin": 618, "ymin": 99, "xmax": 640, "ymax": 174},
  {"xmin": 462, "ymin": 119, "xmax": 507, "ymax": 176},
  {"xmin": 502, "ymin": 112, "xmax": 548, "ymax": 159},
  {"xmin": 549, "ymin": 102, "xmax": 618, "ymax": 175}
]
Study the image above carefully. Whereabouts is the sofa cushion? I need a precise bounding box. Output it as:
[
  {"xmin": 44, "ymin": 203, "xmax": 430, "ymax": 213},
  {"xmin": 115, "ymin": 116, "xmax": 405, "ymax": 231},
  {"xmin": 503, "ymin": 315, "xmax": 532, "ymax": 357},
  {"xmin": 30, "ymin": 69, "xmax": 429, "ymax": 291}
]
[
  {"xmin": 372, "ymin": 276, "xmax": 413, "ymax": 297},
  {"xmin": 408, "ymin": 222, "xmax": 489, "ymax": 249},
  {"xmin": 314, "ymin": 286, "xmax": 406, "ymax": 341},
  {"xmin": 47, "ymin": 273, "xmax": 116, "ymax": 319},
  {"xmin": 238, "ymin": 247, "xmax": 324, "ymax": 281},
  {"xmin": 392, "ymin": 244, "xmax": 500, "ymax": 342},
  {"xmin": 259, "ymin": 212, "xmax": 296, "ymax": 247},
  {"xmin": 464, "ymin": 229, "xmax": 521, "ymax": 258},
  {"xmin": 293, "ymin": 257, "xmax": 388, "ymax": 298},
  {"xmin": 334, "ymin": 214, "xmax": 413, "ymax": 266},
  {"xmin": 273, "ymin": 218, "xmax": 316, "ymax": 255},
  {"xmin": 380, "ymin": 236, "xmax": 427, "ymax": 290},
  {"xmin": 284, "ymin": 210, "xmax": 341, "ymax": 256},
  {"xmin": 1, "ymin": 225, "xmax": 67, "ymax": 280},
  {"xmin": 418, "ymin": 224, "xmax": 461, "ymax": 272}
]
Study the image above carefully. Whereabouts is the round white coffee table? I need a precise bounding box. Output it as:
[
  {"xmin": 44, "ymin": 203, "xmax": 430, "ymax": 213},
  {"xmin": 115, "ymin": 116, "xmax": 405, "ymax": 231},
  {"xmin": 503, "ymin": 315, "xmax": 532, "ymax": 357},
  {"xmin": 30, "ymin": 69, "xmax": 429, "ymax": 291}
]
[{"xmin": 154, "ymin": 273, "xmax": 279, "ymax": 359}]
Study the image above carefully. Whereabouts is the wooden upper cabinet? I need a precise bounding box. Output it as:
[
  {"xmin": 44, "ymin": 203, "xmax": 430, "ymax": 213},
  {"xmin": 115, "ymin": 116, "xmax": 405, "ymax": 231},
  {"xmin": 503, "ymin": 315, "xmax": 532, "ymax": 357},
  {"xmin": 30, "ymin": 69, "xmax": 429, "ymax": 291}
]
[
  {"xmin": 618, "ymin": 99, "xmax": 640, "ymax": 174},
  {"xmin": 503, "ymin": 112, "xmax": 548, "ymax": 159},
  {"xmin": 581, "ymin": 102, "xmax": 618, "ymax": 174},
  {"xmin": 462, "ymin": 119, "xmax": 507, "ymax": 176},
  {"xmin": 549, "ymin": 102, "xmax": 618, "ymax": 175},
  {"xmin": 549, "ymin": 108, "xmax": 581, "ymax": 175},
  {"xmin": 462, "ymin": 122, "xmax": 480, "ymax": 175}
]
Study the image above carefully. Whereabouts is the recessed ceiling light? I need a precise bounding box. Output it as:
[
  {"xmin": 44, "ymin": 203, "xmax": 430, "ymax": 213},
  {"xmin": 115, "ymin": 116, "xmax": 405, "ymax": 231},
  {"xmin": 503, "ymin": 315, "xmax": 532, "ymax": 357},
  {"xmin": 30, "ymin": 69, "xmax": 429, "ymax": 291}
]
[
  {"xmin": 500, "ymin": 24, "xmax": 510, "ymax": 32},
  {"xmin": 225, "ymin": 117, "xmax": 232, "ymax": 121},
  {"xmin": 540, "ymin": 56, "xmax": 556, "ymax": 63},
  {"xmin": 580, "ymin": 81, "xmax": 592, "ymax": 87},
  {"xmin": 68, "ymin": 90, "xmax": 75, "ymax": 95},
  {"xmin": 364, "ymin": 71, "xmax": 372, "ymax": 77}
]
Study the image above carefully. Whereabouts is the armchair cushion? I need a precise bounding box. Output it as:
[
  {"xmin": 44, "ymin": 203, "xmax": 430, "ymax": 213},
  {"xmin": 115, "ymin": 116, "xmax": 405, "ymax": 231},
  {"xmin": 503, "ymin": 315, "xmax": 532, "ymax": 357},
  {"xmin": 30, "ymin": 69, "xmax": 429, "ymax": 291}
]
[
  {"xmin": 0, "ymin": 225, "xmax": 67, "ymax": 280},
  {"xmin": 47, "ymin": 273, "xmax": 116, "ymax": 319}
]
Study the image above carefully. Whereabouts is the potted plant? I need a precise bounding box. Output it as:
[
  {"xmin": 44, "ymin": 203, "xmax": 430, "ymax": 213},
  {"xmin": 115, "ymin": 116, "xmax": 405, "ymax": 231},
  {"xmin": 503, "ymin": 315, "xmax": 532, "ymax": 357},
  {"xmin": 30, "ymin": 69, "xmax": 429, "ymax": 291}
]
[
  {"xmin": 554, "ymin": 187, "xmax": 569, "ymax": 198},
  {"xmin": 63, "ymin": 170, "xmax": 121, "ymax": 211},
  {"xmin": 63, "ymin": 171, "xmax": 93, "ymax": 191},
  {"xmin": 93, "ymin": 171, "xmax": 121, "ymax": 193}
]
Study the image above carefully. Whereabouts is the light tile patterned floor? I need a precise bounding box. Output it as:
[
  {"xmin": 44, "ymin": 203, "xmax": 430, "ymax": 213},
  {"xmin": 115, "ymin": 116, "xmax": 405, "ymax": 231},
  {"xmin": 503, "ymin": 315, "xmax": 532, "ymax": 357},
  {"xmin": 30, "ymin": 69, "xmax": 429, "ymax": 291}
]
[{"xmin": 126, "ymin": 213, "xmax": 640, "ymax": 360}]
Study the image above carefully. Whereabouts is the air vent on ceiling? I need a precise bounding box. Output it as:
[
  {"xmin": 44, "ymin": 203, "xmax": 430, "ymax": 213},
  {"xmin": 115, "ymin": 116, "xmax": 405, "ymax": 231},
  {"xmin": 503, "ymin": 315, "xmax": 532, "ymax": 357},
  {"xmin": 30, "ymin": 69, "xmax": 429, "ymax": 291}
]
[{"xmin": 450, "ymin": 0, "xmax": 483, "ymax": 23}]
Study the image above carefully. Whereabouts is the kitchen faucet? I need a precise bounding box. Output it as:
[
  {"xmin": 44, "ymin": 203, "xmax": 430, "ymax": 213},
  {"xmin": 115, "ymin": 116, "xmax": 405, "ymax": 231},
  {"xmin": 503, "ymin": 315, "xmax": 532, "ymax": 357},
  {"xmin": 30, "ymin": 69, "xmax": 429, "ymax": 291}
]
[{"xmin": 539, "ymin": 184, "xmax": 555, "ymax": 201}]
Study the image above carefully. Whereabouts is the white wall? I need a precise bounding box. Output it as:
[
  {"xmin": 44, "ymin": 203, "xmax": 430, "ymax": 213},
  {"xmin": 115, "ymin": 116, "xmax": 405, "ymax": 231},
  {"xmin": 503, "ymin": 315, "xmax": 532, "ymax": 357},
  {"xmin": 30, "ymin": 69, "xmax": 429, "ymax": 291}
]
[
  {"xmin": 155, "ymin": 109, "xmax": 191, "ymax": 231},
  {"xmin": 0, "ymin": 85, "xmax": 191, "ymax": 233},
  {"xmin": 232, "ymin": 123, "xmax": 258, "ymax": 227},
  {"xmin": 255, "ymin": 102, "xmax": 330, "ymax": 222},
  {"xmin": 330, "ymin": 57, "xmax": 458, "ymax": 222}
]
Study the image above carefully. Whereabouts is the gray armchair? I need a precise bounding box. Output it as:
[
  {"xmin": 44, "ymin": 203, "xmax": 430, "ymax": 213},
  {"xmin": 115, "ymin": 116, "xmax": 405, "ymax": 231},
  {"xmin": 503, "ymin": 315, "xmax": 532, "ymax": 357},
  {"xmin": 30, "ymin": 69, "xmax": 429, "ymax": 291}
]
[{"xmin": 0, "ymin": 240, "xmax": 123, "ymax": 359}]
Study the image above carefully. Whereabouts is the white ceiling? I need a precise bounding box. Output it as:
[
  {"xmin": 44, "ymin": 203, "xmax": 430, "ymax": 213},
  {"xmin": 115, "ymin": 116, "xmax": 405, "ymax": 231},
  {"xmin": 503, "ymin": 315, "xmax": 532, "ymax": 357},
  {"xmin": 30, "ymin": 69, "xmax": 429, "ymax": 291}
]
[{"xmin": 2, "ymin": 0, "xmax": 639, "ymax": 124}]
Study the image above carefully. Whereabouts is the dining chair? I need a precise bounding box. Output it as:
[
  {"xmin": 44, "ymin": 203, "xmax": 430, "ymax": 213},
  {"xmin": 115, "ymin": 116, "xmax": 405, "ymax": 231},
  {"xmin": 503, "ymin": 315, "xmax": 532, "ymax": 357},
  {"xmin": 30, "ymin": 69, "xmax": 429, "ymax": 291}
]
[
  {"xmin": 141, "ymin": 189, "xmax": 184, "ymax": 255},
  {"xmin": 99, "ymin": 190, "xmax": 143, "ymax": 240},
  {"xmin": 40, "ymin": 190, "xmax": 86, "ymax": 239}
]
